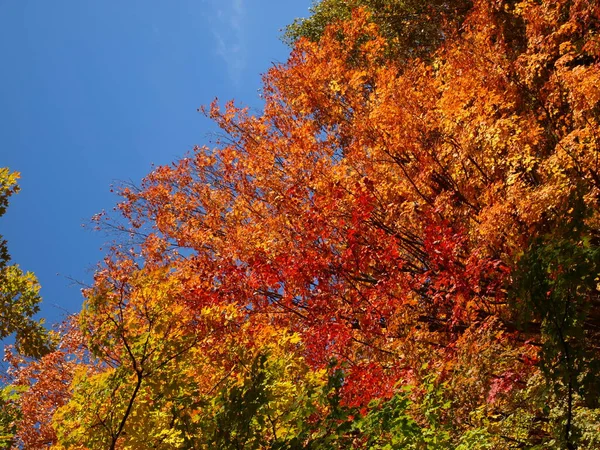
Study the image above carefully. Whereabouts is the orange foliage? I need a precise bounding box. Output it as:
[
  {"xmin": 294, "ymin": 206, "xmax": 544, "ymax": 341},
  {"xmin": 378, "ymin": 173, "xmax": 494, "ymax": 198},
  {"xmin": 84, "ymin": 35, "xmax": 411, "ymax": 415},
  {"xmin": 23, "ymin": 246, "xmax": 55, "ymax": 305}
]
[
  {"xmin": 103, "ymin": 0, "xmax": 600, "ymax": 407},
  {"xmin": 8, "ymin": 1, "xmax": 600, "ymax": 446}
]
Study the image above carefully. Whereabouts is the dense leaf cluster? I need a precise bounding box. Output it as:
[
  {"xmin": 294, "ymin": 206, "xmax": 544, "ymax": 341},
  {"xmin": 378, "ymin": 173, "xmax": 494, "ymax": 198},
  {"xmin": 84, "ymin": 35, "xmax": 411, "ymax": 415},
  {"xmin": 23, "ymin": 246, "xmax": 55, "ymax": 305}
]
[
  {"xmin": 3, "ymin": 0, "xmax": 600, "ymax": 448},
  {"xmin": 0, "ymin": 169, "xmax": 52, "ymax": 359}
]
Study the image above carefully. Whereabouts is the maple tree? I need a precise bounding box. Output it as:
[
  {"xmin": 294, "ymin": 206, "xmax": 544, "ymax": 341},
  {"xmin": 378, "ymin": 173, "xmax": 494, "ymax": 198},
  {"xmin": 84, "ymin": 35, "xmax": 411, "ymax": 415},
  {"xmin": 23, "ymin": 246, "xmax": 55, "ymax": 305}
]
[{"xmin": 4, "ymin": 0, "xmax": 600, "ymax": 448}]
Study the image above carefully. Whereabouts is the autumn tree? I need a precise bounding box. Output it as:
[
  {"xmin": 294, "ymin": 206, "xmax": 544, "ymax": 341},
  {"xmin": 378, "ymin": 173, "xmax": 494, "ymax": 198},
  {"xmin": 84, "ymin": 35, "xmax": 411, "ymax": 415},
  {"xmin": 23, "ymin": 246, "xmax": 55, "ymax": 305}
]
[
  {"xmin": 3, "ymin": 324, "xmax": 81, "ymax": 449},
  {"xmin": 0, "ymin": 168, "xmax": 56, "ymax": 447},
  {"xmin": 6, "ymin": 0, "xmax": 600, "ymax": 448},
  {"xmin": 115, "ymin": 1, "xmax": 599, "ymax": 445},
  {"xmin": 6, "ymin": 259, "xmax": 332, "ymax": 449}
]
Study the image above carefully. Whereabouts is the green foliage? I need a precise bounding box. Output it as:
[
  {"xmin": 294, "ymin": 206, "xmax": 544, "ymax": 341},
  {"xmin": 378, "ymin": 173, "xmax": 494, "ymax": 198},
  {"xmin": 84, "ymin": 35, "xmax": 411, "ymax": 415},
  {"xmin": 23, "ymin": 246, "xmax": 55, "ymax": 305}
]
[
  {"xmin": 0, "ymin": 265, "xmax": 53, "ymax": 358},
  {"xmin": 572, "ymin": 406, "xmax": 600, "ymax": 449},
  {"xmin": 0, "ymin": 168, "xmax": 19, "ymax": 270},
  {"xmin": 355, "ymin": 390, "xmax": 427, "ymax": 449},
  {"xmin": 209, "ymin": 354, "xmax": 273, "ymax": 449},
  {"xmin": 352, "ymin": 376, "xmax": 454, "ymax": 449},
  {"xmin": 512, "ymin": 198, "xmax": 600, "ymax": 447},
  {"xmin": 201, "ymin": 349, "xmax": 333, "ymax": 450},
  {"xmin": 297, "ymin": 366, "xmax": 360, "ymax": 449},
  {"xmin": 515, "ymin": 231, "xmax": 600, "ymax": 390},
  {"xmin": 0, "ymin": 168, "xmax": 53, "ymax": 358},
  {"xmin": 300, "ymin": 372, "xmax": 495, "ymax": 449},
  {"xmin": 282, "ymin": 0, "xmax": 472, "ymax": 63},
  {"xmin": 0, "ymin": 385, "xmax": 26, "ymax": 448}
]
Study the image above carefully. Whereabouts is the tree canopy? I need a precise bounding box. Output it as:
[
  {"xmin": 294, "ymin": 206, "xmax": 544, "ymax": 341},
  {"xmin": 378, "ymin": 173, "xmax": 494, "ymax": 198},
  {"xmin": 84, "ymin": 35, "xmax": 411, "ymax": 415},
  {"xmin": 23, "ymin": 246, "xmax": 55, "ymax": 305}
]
[
  {"xmin": 3, "ymin": 0, "xmax": 600, "ymax": 448},
  {"xmin": 282, "ymin": 0, "xmax": 473, "ymax": 62},
  {"xmin": 0, "ymin": 168, "xmax": 52, "ymax": 359}
]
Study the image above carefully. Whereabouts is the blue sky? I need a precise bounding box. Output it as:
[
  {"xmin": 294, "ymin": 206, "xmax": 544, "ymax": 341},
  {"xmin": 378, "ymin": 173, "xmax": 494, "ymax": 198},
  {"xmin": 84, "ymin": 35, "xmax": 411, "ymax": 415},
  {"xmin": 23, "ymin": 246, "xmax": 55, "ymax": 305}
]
[{"xmin": 0, "ymin": 1, "xmax": 311, "ymax": 329}]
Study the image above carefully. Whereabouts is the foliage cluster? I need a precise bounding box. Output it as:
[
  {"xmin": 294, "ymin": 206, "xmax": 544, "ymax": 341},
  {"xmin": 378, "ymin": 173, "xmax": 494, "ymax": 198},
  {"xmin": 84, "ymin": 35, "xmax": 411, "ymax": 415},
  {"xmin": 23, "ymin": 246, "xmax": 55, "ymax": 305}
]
[
  {"xmin": 3, "ymin": 0, "xmax": 600, "ymax": 448},
  {"xmin": 0, "ymin": 169, "xmax": 52, "ymax": 359}
]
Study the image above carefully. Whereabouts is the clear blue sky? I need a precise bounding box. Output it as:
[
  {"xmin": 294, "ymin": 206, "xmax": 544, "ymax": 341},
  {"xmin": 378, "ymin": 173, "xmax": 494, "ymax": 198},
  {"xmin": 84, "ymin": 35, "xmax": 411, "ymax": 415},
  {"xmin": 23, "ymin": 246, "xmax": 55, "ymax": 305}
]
[{"xmin": 0, "ymin": 1, "xmax": 311, "ymax": 329}]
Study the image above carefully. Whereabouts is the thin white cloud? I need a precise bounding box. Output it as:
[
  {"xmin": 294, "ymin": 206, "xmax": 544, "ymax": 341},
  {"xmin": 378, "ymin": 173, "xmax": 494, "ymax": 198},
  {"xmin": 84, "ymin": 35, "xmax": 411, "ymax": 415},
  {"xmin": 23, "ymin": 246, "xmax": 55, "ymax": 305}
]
[{"xmin": 209, "ymin": 0, "xmax": 247, "ymax": 87}]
